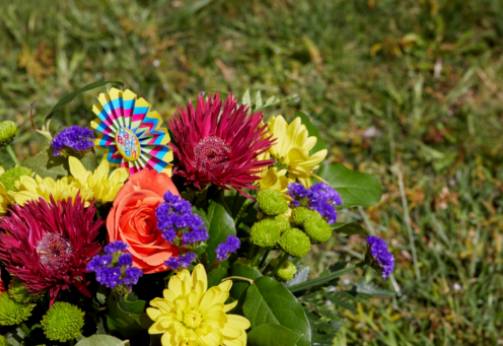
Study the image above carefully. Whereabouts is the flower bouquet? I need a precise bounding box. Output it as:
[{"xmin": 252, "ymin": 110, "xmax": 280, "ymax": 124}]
[{"xmin": 0, "ymin": 86, "xmax": 394, "ymax": 346}]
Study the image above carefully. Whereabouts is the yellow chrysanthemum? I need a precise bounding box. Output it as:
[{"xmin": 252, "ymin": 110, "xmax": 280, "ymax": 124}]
[
  {"xmin": 259, "ymin": 166, "xmax": 290, "ymax": 191},
  {"xmin": 147, "ymin": 264, "xmax": 250, "ymax": 346},
  {"xmin": 10, "ymin": 175, "xmax": 79, "ymax": 206},
  {"xmin": 68, "ymin": 156, "xmax": 128, "ymax": 203},
  {"xmin": 261, "ymin": 115, "xmax": 327, "ymax": 188}
]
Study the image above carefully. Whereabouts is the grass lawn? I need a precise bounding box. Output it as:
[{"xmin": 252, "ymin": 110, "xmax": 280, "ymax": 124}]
[{"xmin": 1, "ymin": 0, "xmax": 502, "ymax": 344}]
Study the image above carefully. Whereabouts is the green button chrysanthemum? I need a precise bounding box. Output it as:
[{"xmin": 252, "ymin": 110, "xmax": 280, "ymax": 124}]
[
  {"xmin": 303, "ymin": 214, "xmax": 332, "ymax": 242},
  {"xmin": 0, "ymin": 121, "xmax": 18, "ymax": 148},
  {"xmin": 0, "ymin": 293, "xmax": 34, "ymax": 326},
  {"xmin": 290, "ymin": 207, "xmax": 318, "ymax": 226},
  {"xmin": 279, "ymin": 228, "xmax": 311, "ymax": 257},
  {"xmin": 250, "ymin": 218, "xmax": 288, "ymax": 247},
  {"xmin": 277, "ymin": 260, "xmax": 297, "ymax": 281},
  {"xmin": 41, "ymin": 302, "xmax": 84, "ymax": 342},
  {"xmin": 257, "ymin": 189, "xmax": 289, "ymax": 216},
  {"xmin": 0, "ymin": 166, "xmax": 32, "ymax": 191}
]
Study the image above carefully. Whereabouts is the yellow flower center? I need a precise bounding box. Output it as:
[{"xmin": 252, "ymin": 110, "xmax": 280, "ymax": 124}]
[{"xmin": 182, "ymin": 309, "xmax": 203, "ymax": 329}]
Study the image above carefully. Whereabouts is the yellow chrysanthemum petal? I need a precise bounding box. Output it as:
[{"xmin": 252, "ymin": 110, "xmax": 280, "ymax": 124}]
[
  {"xmin": 10, "ymin": 175, "xmax": 79, "ymax": 205},
  {"xmin": 147, "ymin": 265, "xmax": 249, "ymax": 346},
  {"xmin": 68, "ymin": 156, "xmax": 90, "ymax": 183},
  {"xmin": 260, "ymin": 115, "xmax": 328, "ymax": 190},
  {"xmin": 68, "ymin": 156, "xmax": 128, "ymax": 203}
]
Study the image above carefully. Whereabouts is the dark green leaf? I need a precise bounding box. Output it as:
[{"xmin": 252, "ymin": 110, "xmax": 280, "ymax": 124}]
[
  {"xmin": 319, "ymin": 163, "xmax": 382, "ymax": 207},
  {"xmin": 243, "ymin": 276, "xmax": 311, "ymax": 346},
  {"xmin": 296, "ymin": 111, "xmax": 327, "ymax": 153},
  {"xmin": 207, "ymin": 261, "xmax": 230, "ymax": 287},
  {"xmin": 333, "ymin": 222, "xmax": 368, "ymax": 236},
  {"xmin": 289, "ymin": 266, "xmax": 355, "ymax": 293},
  {"xmin": 248, "ymin": 323, "xmax": 302, "ymax": 346},
  {"xmin": 45, "ymin": 80, "xmax": 123, "ymax": 121},
  {"xmin": 206, "ymin": 201, "xmax": 236, "ymax": 263},
  {"xmin": 106, "ymin": 293, "xmax": 150, "ymax": 339},
  {"xmin": 75, "ymin": 335, "xmax": 129, "ymax": 346},
  {"xmin": 230, "ymin": 261, "xmax": 262, "ymax": 300},
  {"xmin": 22, "ymin": 147, "xmax": 68, "ymax": 178}
]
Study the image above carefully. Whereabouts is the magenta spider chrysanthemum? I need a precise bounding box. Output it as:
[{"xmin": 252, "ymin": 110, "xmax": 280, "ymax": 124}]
[
  {"xmin": 0, "ymin": 196, "xmax": 102, "ymax": 303},
  {"xmin": 169, "ymin": 94, "xmax": 273, "ymax": 192}
]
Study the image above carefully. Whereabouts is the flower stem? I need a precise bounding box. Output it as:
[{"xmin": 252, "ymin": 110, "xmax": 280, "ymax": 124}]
[
  {"xmin": 6, "ymin": 145, "xmax": 19, "ymax": 166},
  {"xmin": 258, "ymin": 249, "xmax": 270, "ymax": 270},
  {"xmin": 222, "ymin": 276, "xmax": 254, "ymax": 285}
]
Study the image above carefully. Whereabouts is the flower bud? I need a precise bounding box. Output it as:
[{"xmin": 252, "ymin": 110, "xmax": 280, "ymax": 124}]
[
  {"xmin": 0, "ymin": 121, "xmax": 18, "ymax": 147},
  {"xmin": 257, "ymin": 189, "xmax": 288, "ymax": 216},
  {"xmin": 303, "ymin": 214, "xmax": 332, "ymax": 242},
  {"xmin": 41, "ymin": 302, "xmax": 84, "ymax": 342},
  {"xmin": 0, "ymin": 293, "xmax": 34, "ymax": 326},
  {"xmin": 279, "ymin": 228, "xmax": 311, "ymax": 257},
  {"xmin": 250, "ymin": 219, "xmax": 283, "ymax": 247},
  {"xmin": 0, "ymin": 166, "xmax": 32, "ymax": 191},
  {"xmin": 276, "ymin": 260, "xmax": 297, "ymax": 281},
  {"xmin": 290, "ymin": 207, "xmax": 317, "ymax": 226}
]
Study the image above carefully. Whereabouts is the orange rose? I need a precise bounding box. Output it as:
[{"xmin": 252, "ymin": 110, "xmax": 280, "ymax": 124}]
[{"xmin": 107, "ymin": 169, "xmax": 179, "ymax": 274}]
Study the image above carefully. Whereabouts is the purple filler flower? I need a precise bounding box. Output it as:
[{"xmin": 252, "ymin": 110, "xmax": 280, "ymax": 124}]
[
  {"xmin": 288, "ymin": 183, "xmax": 310, "ymax": 207},
  {"xmin": 215, "ymin": 235, "xmax": 241, "ymax": 261},
  {"xmin": 367, "ymin": 236, "xmax": 395, "ymax": 279},
  {"xmin": 309, "ymin": 183, "xmax": 342, "ymax": 224},
  {"xmin": 156, "ymin": 192, "xmax": 208, "ymax": 245},
  {"xmin": 288, "ymin": 182, "xmax": 342, "ymax": 224},
  {"xmin": 51, "ymin": 125, "xmax": 95, "ymax": 156},
  {"xmin": 87, "ymin": 241, "xmax": 143, "ymax": 289},
  {"xmin": 165, "ymin": 252, "xmax": 196, "ymax": 270}
]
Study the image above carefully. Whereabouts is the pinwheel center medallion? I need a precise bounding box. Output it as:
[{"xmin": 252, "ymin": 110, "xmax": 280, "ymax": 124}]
[{"xmin": 115, "ymin": 127, "xmax": 141, "ymax": 162}]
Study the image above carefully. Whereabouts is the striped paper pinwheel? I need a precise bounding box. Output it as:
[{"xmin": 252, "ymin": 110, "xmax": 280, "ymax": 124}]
[{"xmin": 91, "ymin": 88, "xmax": 173, "ymax": 174}]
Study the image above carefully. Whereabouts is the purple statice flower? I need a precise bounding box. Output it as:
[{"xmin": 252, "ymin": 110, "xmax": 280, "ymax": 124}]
[
  {"xmin": 309, "ymin": 183, "xmax": 342, "ymax": 224},
  {"xmin": 288, "ymin": 183, "xmax": 311, "ymax": 207},
  {"xmin": 87, "ymin": 241, "xmax": 143, "ymax": 289},
  {"xmin": 165, "ymin": 252, "xmax": 197, "ymax": 270},
  {"xmin": 367, "ymin": 236, "xmax": 395, "ymax": 279},
  {"xmin": 288, "ymin": 182, "xmax": 342, "ymax": 224},
  {"xmin": 156, "ymin": 192, "xmax": 208, "ymax": 246},
  {"xmin": 51, "ymin": 125, "xmax": 95, "ymax": 156},
  {"xmin": 215, "ymin": 235, "xmax": 241, "ymax": 261}
]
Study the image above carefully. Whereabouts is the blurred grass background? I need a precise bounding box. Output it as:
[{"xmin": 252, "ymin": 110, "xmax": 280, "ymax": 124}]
[{"xmin": 1, "ymin": 0, "xmax": 502, "ymax": 345}]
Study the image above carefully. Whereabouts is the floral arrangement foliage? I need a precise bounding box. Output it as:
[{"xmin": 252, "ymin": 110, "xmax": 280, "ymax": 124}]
[{"xmin": 0, "ymin": 86, "xmax": 394, "ymax": 346}]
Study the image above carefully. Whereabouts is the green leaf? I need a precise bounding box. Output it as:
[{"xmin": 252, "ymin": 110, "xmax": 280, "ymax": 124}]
[
  {"xmin": 45, "ymin": 80, "xmax": 123, "ymax": 121},
  {"xmin": 288, "ymin": 266, "xmax": 355, "ymax": 293},
  {"xmin": 205, "ymin": 201, "xmax": 236, "ymax": 263},
  {"xmin": 296, "ymin": 111, "xmax": 327, "ymax": 153},
  {"xmin": 319, "ymin": 163, "xmax": 382, "ymax": 207},
  {"xmin": 248, "ymin": 323, "xmax": 303, "ymax": 346},
  {"xmin": 22, "ymin": 147, "xmax": 68, "ymax": 178},
  {"xmin": 230, "ymin": 261, "xmax": 262, "ymax": 300},
  {"xmin": 106, "ymin": 293, "xmax": 150, "ymax": 339},
  {"xmin": 333, "ymin": 222, "xmax": 368, "ymax": 236},
  {"xmin": 243, "ymin": 276, "xmax": 311, "ymax": 346},
  {"xmin": 75, "ymin": 335, "xmax": 129, "ymax": 346},
  {"xmin": 207, "ymin": 261, "xmax": 230, "ymax": 287}
]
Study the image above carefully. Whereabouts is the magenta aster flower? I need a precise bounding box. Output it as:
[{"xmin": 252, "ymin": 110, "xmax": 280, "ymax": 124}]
[
  {"xmin": 0, "ymin": 196, "xmax": 102, "ymax": 303},
  {"xmin": 169, "ymin": 94, "xmax": 273, "ymax": 192}
]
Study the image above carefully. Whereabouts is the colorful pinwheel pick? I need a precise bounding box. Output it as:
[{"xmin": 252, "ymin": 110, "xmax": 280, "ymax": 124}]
[{"xmin": 91, "ymin": 88, "xmax": 173, "ymax": 174}]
